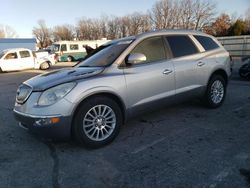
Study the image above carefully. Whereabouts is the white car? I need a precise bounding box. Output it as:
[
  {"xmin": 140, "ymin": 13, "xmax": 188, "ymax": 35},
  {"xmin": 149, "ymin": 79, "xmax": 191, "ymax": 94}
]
[{"xmin": 0, "ymin": 48, "xmax": 52, "ymax": 72}]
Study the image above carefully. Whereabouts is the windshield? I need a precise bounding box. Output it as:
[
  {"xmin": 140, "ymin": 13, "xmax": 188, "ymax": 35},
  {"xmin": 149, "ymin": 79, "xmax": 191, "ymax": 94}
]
[
  {"xmin": 50, "ymin": 44, "xmax": 60, "ymax": 53},
  {"xmin": 77, "ymin": 39, "xmax": 133, "ymax": 67},
  {"xmin": 0, "ymin": 51, "xmax": 6, "ymax": 59}
]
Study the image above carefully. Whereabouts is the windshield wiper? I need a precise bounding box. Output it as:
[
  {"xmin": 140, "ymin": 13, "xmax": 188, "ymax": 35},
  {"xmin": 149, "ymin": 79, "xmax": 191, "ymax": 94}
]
[{"xmin": 79, "ymin": 65, "xmax": 91, "ymax": 67}]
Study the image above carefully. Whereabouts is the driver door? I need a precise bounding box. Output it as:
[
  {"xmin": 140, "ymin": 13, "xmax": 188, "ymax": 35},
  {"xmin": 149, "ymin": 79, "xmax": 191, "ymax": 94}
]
[
  {"xmin": 123, "ymin": 36, "xmax": 175, "ymax": 114},
  {"xmin": 1, "ymin": 52, "xmax": 20, "ymax": 71}
]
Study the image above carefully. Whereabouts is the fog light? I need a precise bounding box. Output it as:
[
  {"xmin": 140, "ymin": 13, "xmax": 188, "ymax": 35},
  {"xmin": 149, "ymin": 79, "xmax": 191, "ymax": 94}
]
[{"xmin": 34, "ymin": 117, "xmax": 60, "ymax": 127}]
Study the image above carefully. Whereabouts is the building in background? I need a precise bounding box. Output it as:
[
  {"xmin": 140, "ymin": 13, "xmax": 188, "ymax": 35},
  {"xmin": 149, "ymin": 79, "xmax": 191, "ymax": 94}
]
[{"xmin": 0, "ymin": 38, "xmax": 37, "ymax": 52}]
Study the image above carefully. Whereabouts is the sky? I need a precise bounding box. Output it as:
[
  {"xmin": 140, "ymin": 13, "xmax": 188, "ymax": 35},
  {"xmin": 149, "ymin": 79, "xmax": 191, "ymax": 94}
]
[{"xmin": 0, "ymin": 0, "xmax": 249, "ymax": 38}]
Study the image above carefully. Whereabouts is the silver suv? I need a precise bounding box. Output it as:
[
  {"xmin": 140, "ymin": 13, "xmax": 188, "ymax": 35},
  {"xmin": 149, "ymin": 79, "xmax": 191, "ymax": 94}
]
[{"xmin": 14, "ymin": 30, "xmax": 231, "ymax": 148}]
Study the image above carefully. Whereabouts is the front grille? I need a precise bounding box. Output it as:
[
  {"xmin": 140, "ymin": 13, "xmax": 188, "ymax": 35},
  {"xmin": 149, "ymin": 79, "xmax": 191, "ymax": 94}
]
[{"xmin": 16, "ymin": 84, "xmax": 32, "ymax": 104}]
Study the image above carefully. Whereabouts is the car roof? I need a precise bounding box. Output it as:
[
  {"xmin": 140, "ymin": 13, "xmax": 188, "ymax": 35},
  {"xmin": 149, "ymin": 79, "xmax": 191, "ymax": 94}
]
[
  {"xmin": 135, "ymin": 29, "xmax": 210, "ymax": 39},
  {"xmin": 3, "ymin": 48, "xmax": 31, "ymax": 52}
]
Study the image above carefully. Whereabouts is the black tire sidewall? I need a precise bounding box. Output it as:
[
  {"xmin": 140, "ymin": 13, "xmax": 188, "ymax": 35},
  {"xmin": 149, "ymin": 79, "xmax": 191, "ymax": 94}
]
[
  {"xmin": 239, "ymin": 64, "xmax": 250, "ymax": 78},
  {"xmin": 73, "ymin": 96, "xmax": 122, "ymax": 148},
  {"xmin": 205, "ymin": 75, "xmax": 226, "ymax": 108},
  {"xmin": 67, "ymin": 56, "xmax": 73, "ymax": 62}
]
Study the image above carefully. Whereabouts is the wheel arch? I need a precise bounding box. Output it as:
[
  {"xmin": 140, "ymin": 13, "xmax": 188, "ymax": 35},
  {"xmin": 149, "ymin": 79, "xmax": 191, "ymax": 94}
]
[
  {"xmin": 70, "ymin": 92, "xmax": 127, "ymax": 137},
  {"xmin": 208, "ymin": 69, "xmax": 229, "ymax": 86}
]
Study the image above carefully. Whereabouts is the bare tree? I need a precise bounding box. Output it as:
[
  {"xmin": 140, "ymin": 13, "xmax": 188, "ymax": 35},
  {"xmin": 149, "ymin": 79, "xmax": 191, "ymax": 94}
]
[
  {"xmin": 150, "ymin": 0, "xmax": 176, "ymax": 29},
  {"xmin": 0, "ymin": 25, "xmax": 17, "ymax": 38},
  {"xmin": 127, "ymin": 12, "xmax": 152, "ymax": 35},
  {"xmin": 244, "ymin": 7, "xmax": 250, "ymax": 34},
  {"xmin": 76, "ymin": 18, "xmax": 90, "ymax": 40},
  {"xmin": 76, "ymin": 18, "xmax": 104, "ymax": 40},
  {"xmin": 33, "ymin": 0, "xmax": 219, "ymax": 42},
  {"xmin": 118, "ymin": 16, "xmax": 131, "ymax": 38},
  {"xmin": 32, "ymin": 20, "xmax": 51, "ymax": 48},
  {"xmin": 107, "ymin": 16, "xmax": 120, "ymax": 39},
  {"xmin": 179, "ymin": 0, "xmax": 195, "ymax": 29},
  {"xmin": 192, "ymin": 0, "xmax": 216, "ymax": 30},
  {"xmin": 52, "ymin": 24, "xmax": 75, "ymax": 41},
  {"xmin": 149, "ymin": 0, "xmax": 216, "ymax": 31}
]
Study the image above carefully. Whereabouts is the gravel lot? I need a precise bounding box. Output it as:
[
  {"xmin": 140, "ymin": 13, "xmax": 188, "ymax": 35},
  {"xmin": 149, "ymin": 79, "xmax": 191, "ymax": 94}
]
[{"xmin": 0, "ymin": 62, "xmax": 250, "ymax": 188}]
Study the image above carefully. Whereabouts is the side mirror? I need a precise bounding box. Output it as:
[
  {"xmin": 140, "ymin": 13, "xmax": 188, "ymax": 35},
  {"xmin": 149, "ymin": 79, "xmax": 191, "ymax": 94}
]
[{"xmin": 126, "ymin": 53, "xmax": 146, "ymax": 65}]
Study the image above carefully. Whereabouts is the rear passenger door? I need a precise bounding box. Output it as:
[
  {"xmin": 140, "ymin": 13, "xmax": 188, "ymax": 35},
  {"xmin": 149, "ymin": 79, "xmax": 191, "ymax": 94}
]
[
  {"xmin": 165, "ymin": 35, "xmax": 205, "ymax": 95},
  {"xmin": 193, "ymin": 35, "xmax": 221, "ymax": 84}
]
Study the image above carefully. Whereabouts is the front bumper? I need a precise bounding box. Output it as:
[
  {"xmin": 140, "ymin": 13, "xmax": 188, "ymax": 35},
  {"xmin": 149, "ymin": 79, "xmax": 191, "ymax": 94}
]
[{"xmin": 13, "ymin": 110, "xmax": 72, "ymax": 140}]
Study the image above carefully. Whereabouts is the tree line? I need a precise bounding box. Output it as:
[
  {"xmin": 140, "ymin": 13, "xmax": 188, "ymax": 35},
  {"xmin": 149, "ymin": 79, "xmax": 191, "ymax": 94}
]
[{"xmin": 33, "ymin": 0, "xmax": 219, "ymax": 48}]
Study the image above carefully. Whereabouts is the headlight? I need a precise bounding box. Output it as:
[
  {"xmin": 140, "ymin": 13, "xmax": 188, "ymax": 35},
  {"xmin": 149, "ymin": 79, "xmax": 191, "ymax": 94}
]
[{"xmin": 38, "ymin": 82, "xmax": 76, "ymax": 106}]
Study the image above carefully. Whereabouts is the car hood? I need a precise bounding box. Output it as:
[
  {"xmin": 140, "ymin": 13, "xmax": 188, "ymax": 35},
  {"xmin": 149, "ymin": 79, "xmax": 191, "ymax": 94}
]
[{"xmin": 24, "ymin": 67, "xmax": 105, "ymax": 91}]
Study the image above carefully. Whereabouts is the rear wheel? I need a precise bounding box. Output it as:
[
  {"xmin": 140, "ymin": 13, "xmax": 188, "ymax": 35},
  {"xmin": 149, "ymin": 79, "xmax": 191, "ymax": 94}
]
[
  {"xmin": 73, "ymin": 96, "xmax": 122, "ymax": 148},
  {"xmin": 67, "ymin": 56, "xmax": 74, "ymax": 62},
  {"xmin": 40, "ymin": 62, "xmax": 50, "ymax": 70},
  {"xmin": 239, "ymin": 64, "xmax": 250, "ymax": 78},
  {"xmin": 203, "ymin": 75, "xmax": 226, "ymax": 108}
]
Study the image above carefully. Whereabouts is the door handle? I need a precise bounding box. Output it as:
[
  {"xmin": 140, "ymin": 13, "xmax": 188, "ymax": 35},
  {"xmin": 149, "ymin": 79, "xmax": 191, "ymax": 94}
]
[
  {"xmin": 197, "ymin": 61, "xmax": 205, "ymax": 67},
  {"xmin": 163, "ymin": 69, "xmax": 173, "ymax": 75}
]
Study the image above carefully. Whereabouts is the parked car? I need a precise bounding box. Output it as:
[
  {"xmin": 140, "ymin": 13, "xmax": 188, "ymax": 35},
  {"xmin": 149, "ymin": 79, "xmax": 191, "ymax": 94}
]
[
  {"xmin": 13, "ymin": 30, "xmax": 231, "ymax": 148},
  {"xmin": 239, "ymin": 56, "xmax": 250, "ymax": 79},
  {"xmin": 0, "ymin": 48, "xmax": 52, "ymax": 72}
]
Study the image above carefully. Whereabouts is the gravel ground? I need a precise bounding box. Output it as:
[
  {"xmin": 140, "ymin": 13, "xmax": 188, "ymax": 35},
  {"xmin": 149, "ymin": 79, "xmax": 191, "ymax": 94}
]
[{"xmin": 0, "ymin": 62, "xmax": 250, "ymax": 188}]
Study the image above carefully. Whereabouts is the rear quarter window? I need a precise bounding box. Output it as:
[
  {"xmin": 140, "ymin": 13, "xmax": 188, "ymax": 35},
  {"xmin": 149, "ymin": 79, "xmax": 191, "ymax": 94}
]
[
  {"xmin": 166, "ymin": 35, "xmax": 198, "ymax": 58},
  {"xmin": 194, "ymin": 35, "xmax": 219, "ymax": 51},
  {"xmin": 20, "ymin": 51, "xmax": 31, "ymax": 58}
]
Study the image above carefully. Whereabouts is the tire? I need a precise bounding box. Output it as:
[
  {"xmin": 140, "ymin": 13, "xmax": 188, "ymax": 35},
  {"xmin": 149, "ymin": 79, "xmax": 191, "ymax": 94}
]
[
  {"xmin": 203, "ymin": 75, "xmax": 226, "ymax": 108},
  {"xmin": 73, "ymin": 96, "xmax": 122, "ymax": 148},
  {"xmin": 67, "ymin": 56, "xmax": 73, "ymax": 62},
  {"xmin": 40, "ymin": 62, "xmax": 50, "ymax": 70},
  {"xmin": 239, "ymin": 64, "xmax": 250, "ymax": 78},
  {"xmin": 0, "ymin": 67, "xmax": 2, "ymax": 73}
]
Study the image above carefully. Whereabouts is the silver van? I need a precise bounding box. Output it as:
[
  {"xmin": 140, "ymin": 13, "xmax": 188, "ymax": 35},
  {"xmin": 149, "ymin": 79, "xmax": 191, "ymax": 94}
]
[{"xmin": 14, "ymin": 30, "xmax": 231, "ymax": 148}]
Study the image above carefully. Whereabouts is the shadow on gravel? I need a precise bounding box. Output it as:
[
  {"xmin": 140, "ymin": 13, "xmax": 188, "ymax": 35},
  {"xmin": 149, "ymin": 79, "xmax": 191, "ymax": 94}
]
[{"xmin": 239, "ymin": 168, "xmax": 250, "ymax": 183}]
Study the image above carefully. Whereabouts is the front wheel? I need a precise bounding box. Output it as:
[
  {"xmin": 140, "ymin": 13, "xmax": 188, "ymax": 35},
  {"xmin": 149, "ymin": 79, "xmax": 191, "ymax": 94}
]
[
  {"xmin": 203, "ymin": 75, "xmax": 226, "ymax": 108},
  {"xmin": 73, "ymin": 96, "xmax": 122, "ymax": 148}
]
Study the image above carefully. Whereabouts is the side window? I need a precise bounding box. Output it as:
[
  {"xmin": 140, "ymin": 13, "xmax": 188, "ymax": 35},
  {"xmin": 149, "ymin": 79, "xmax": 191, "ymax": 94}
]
[
  {"xmin": 166, "ymin": 35, "xmax": 198, "ymax": 58},
  {"xmin": 4, "ymin": 52, "xmax": 18, "ymax": 60},
  {"xmin": 131, "ymin": 37, "xmax": 166, "ymax": 64},
  {"xmin": 194, "ymin": 35, "xmax": 219, "ymax": 51},
  {"xmin": 61, "ymin": 44, "xmax": 67, "ymax": 52},
  {"xmin": 70, "ymin": 44, "xmax": 79, "ymax": 50},
  {"xmin": 20, "ymin": 51, "xmax": 31, "ymax": 58}
]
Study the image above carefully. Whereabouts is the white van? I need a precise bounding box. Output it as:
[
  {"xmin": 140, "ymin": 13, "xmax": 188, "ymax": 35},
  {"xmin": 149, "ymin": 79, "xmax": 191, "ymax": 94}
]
[{"xmin": 50, "ymin": 39, "xmax": 110, "ymax": 62}]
